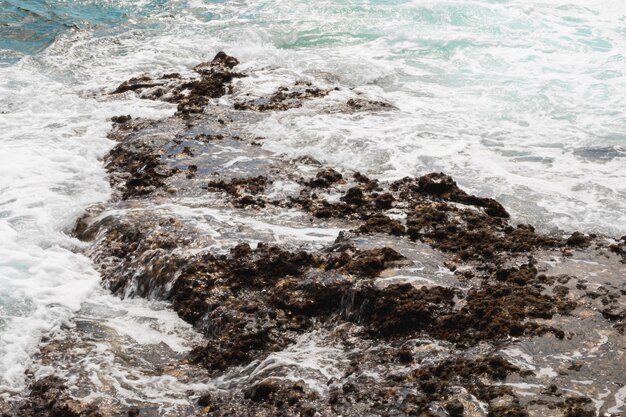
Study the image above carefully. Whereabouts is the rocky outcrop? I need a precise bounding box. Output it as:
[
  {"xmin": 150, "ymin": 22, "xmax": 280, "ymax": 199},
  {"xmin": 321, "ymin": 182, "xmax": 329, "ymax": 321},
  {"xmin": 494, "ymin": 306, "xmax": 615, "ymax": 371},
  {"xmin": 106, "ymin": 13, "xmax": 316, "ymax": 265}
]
[{"xmin": 8, "ymin": 52, "xmax": 623, "ymax": 417}]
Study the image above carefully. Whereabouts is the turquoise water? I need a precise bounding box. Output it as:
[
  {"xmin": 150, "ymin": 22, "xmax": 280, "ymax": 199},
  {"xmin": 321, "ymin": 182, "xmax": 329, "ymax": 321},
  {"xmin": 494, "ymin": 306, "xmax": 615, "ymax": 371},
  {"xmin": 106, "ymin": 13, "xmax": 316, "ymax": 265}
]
[
  {"xmin": 0, "ymin": 0, "xmax": 173, "ymax": 64},
  {"xmin": 1, "ymin": 0, "xmax": 625, "ymax": 393}
]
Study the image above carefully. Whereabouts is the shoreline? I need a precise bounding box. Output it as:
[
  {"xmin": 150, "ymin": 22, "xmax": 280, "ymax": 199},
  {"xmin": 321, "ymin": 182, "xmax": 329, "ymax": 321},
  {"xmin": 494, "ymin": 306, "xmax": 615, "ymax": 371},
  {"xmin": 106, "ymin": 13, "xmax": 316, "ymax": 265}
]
[{"xmin": 2, "ymin": 52, "xmax": 624, "ymax": 417}]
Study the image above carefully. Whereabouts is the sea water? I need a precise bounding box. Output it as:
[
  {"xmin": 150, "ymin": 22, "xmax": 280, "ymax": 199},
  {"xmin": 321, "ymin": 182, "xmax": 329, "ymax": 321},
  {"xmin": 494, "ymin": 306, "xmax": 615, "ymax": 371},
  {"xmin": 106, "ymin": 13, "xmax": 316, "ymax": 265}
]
[{"xmin": 0, "ymin": 0, "xmax": 625, "ymax": 393}]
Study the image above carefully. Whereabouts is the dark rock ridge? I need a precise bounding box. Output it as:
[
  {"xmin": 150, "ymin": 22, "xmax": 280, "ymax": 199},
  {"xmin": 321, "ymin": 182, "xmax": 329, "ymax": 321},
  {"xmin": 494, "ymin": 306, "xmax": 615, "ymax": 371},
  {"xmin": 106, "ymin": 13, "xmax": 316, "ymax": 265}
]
[
  {"xmin": 4, "ymin": 52, "xmax": 623, "ymax": 417},
  {"xmin": 111, "ymin": 51, "xmax": 245, "ymax": 115}
]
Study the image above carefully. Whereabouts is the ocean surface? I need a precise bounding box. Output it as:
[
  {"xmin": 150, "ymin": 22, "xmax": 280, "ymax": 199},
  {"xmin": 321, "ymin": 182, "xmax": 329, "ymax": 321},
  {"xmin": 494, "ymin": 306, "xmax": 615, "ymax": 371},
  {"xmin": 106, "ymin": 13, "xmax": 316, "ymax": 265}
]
[{"xmin": 0, "ymin": 0, "xmax": 625, "ymax": 394}]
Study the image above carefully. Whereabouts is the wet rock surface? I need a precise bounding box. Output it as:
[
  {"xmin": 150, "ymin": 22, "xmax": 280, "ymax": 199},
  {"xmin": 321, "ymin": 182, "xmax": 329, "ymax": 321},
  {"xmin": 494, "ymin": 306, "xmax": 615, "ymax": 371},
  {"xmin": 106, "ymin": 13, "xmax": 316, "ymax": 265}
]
[
  {"xmin": 233, "ymin": 81, "xmax": 333, "ymax": 112},
  {"xmin": 111, "ymin": 51, "xmax": 245, "ymax": 115},
  {"xmin": 6, "ymin": 53, "xmax": 624, "ymax": 417},
  {"xmin": 0, "ymin": 376, "xmax": 103, "ymax": 417}
]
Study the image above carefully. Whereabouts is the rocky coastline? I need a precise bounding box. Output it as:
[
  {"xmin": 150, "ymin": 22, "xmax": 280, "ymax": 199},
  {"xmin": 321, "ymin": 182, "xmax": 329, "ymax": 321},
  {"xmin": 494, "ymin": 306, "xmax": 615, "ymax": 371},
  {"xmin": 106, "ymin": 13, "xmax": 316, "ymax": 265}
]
[{"xmin": 2, "ymin": 53, "xmax": 624, "ymax": 417}]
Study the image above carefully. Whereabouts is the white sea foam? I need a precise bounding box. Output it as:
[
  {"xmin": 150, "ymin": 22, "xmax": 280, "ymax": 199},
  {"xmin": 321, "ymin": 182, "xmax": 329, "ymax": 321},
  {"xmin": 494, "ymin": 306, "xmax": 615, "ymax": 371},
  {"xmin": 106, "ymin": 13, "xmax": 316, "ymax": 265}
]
[
  {"xmin": 0, "ymin": 24, "xmax": 179, "ymax": 392},
  {"xmin": 204, "ymin": 0, "xmax": 626, "ymax": 235},
  {"xmin": 36, "ymin": 289, "xmax": 211, "ymax": 410},
  {"xmin": 212, "ymin": 331, "xmax": 348, "ymax": 396}
]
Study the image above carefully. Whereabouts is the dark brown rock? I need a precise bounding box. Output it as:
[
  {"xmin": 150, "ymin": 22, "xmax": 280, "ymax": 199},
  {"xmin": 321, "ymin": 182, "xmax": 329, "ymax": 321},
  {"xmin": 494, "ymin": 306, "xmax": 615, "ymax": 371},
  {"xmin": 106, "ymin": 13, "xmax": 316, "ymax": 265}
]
[
  {"xmin": 445, "ymin": 399, "xmax": 464, "ymax": 417},
  {"xmin": 111, "ymin": 115, "xmax": 132, "ymax": 124},
  {"xmin": 566, "ymin": 232, "xmax": 592, "ymax": 247},
  {"xmin": 305, "ymin": 168, "xmax": 343, "ymax": 188}
]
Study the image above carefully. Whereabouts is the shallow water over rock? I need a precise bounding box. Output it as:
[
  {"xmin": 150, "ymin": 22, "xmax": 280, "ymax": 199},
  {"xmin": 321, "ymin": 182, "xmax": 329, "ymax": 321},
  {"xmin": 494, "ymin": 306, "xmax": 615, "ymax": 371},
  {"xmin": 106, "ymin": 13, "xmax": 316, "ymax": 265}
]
[{"xmin": 2, "ymin": 53, "xmax": 624, "ymax": 417}]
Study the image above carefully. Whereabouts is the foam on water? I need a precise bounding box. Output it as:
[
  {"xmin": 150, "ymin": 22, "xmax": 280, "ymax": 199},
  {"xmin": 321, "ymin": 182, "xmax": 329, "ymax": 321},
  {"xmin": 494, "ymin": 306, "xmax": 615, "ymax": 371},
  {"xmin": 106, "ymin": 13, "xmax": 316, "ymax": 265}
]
[
  {"xmin": 211, "ymin": 0, "xmax": 626, "ymax": 235},
  {"xmin": 0, "ymin": 12, "xmax": 181, "ymax": 391},
  {"xmin": 212, "ymin": 331, "xmax": 348, "ymax": 397},
  {"xmin": 29, "ymin": 289, "xmax": 211, "ymax": 412}
]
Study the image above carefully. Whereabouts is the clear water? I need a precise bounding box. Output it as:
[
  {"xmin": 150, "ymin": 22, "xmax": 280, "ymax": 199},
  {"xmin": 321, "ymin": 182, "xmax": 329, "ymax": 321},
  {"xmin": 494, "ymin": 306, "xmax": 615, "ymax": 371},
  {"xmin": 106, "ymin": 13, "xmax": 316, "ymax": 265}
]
[{"xmin": 0, "ymin": 0, "xmax": 625, "ymax": 393}]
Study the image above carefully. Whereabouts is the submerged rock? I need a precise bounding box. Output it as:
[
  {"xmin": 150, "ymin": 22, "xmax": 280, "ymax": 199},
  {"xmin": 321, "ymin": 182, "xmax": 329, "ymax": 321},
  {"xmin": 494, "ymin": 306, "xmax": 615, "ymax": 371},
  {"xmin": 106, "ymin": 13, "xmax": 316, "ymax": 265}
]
[
  {"xmin": 9, "ymin": 54, "xmax": 623, "ymax": 417},
  {"xmin": 234, "ymin": 81, "xmax": 332, "ymax": 112}
]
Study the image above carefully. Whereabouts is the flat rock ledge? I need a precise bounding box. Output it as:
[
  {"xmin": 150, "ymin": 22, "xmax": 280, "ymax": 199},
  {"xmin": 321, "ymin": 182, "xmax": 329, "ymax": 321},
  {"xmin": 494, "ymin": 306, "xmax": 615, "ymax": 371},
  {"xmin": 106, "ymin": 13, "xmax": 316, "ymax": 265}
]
[{"xmin": 2, "ymin": 53, "xmax": 624, "ymax": 417}]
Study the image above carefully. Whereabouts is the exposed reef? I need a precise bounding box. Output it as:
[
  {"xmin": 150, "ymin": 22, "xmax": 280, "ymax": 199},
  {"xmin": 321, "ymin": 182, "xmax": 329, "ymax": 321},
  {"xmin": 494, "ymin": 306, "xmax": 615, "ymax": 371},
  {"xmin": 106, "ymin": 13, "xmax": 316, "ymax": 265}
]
[{"xmin": 3, "ymin": 52, "xmax": 623, "ymax": 417}]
